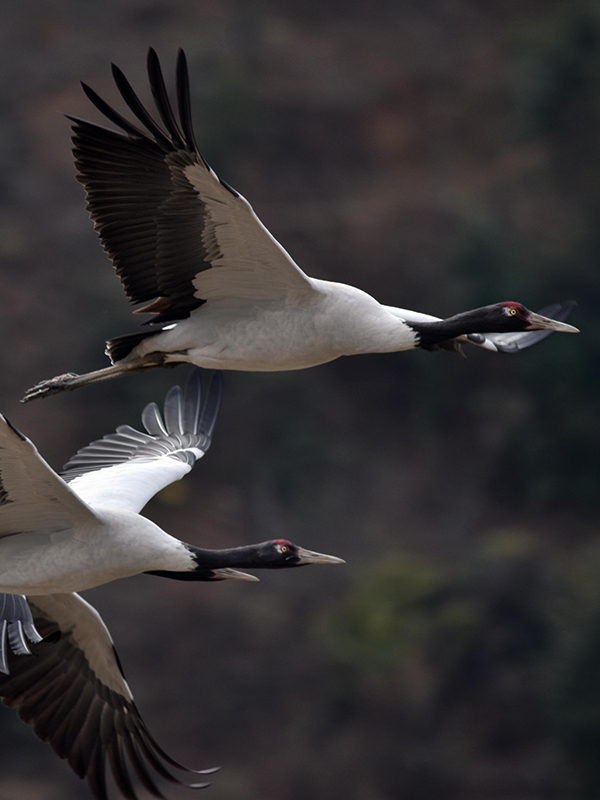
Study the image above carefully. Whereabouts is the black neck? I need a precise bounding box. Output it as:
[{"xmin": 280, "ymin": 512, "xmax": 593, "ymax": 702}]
[
  {"xmin": 148, "ymin": 542, "xmax": 300, "ymax": 581},
  {"xmin": 187, "ymin": 544, "xmax": 273, "ymax": 570},
  {"xmin": 145, "ymin": 544, "xmax": 279, "ymax": 582},
  {"xmin": 408, "ymin": 306, "xmax": 502, "ymax": 348},
  {"xmin": 146, "ymin": 569, "xmax": 216, "ymax": 581}
]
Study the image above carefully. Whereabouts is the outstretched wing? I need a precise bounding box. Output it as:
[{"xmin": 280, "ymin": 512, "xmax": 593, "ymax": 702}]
[
  {"xmin": 70, "ymin": 48, "xmax": 315, "ymax": 325},
  {"xmin": 0, "ymin": 414, "xmax": 98, "ymax": 537},
  {"xmin": 62, "ymin": 369, "xmax": 222, "ymax": 513},
  {"xmin": 0, "ymin": 592, "xmax": 216, "ymax": 800}
]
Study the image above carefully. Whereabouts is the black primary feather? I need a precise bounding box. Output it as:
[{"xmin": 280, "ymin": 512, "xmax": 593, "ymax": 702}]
[
  {"xmin": 0, "ymin": 605, "xmax": 215, "ymax": 800},
  {"xmin": 147, "ymin": 48, "xmax": 187, "ymax": 149},
  {"xmin": 70, "ymin": 49, "xmax": 230, "ymax": 325}
]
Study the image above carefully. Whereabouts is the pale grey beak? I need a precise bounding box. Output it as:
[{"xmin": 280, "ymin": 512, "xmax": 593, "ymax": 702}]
[
  {"xmin": 295, "ymin": 547, "xmax": 346, "ymax": 566},
  {"xmin": 212, "ymin": 568, "xmax": 260, "ymax": 582},
  {"xmin": 526, "ymin": 312, "xmax": 579, "ymax": 333}
]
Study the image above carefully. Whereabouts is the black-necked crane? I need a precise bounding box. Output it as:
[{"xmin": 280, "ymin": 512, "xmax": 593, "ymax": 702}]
[
  {"xmin": 23, "ymin": 49, "xmax": 578, "ymax": 403},
  {"xmin": 0, "ymin": 369, "xmax": 343, "ymax": 798}
]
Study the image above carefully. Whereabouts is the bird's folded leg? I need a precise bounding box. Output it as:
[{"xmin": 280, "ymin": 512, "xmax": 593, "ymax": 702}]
[{"xmin": 0, "ymin": 594, "xmax": 43, "ymax": 674}]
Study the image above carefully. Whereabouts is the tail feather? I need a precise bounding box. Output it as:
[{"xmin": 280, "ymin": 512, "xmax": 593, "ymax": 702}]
[{"xmin": 105, "ymin": 329, "xmax": 164, "ymax": 364}]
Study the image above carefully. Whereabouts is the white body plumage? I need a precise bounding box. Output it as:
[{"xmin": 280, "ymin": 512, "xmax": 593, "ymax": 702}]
[
  {"xmin": 139, "ymin": 281, "xmax": 419, "ymax": 372},
  {"xmin": 0, "ymin": 509, "xmax": 194, "ymax": 596}
]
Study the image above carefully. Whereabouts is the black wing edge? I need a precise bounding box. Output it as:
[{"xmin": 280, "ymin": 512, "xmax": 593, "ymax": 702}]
[
  {"xmin": 61, "ymin": 369, "xmax": 223, "ymax": 481},
  {"xmin": 0, "ymin": 610, "xmax": 218, "ymax": 800},
  {"xmin": 2, "ymin": 416, "xmax": 27, "ymax": 442}
]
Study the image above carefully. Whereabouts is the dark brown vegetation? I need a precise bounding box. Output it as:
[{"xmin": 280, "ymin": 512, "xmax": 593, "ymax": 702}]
[{"xmin": 0, "ymin": 1, "xmax": 597, "ymax": 798}]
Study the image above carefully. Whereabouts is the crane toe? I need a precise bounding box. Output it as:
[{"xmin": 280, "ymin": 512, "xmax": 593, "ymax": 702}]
[{"xmin": 21, "ymin": 373, "xmax": 80, "ymax": 403}]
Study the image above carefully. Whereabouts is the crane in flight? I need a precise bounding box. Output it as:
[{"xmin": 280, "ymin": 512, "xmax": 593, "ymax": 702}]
[
  {"xmin": 22, "ymin": 49, "xmax": 577, "ymax": 403},
  {"xmin": 1, "ymin": 369, "xmax": 343, "ymax": 798}
]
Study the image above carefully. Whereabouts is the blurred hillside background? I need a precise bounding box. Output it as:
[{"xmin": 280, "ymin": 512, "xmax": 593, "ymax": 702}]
[{"xmin": 0, "ymin": 1, "xmax": 597, "ymax": 798}]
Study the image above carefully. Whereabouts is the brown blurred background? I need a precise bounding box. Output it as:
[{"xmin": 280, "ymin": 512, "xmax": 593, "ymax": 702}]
[{"xmin": 0, "ymin": 1, "xmax": 598, "ymax": 798}]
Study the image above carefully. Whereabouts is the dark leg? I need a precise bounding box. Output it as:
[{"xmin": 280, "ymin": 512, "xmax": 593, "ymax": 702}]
[{"xmin": 21, "ymin": 353, "xmax": 172, "ymax": 403}]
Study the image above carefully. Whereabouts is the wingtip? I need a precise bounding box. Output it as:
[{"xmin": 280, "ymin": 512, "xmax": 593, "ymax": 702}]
[
  {"xmin": 80, "ymin": 80, "xmax": 94, "ymax": 99},
  {"xmin": 147, "ymin": 47, "xmax": 160, "ymax": 73},
  {"xmin": 110, "ymin": 62, "xmax": 125, "ymax": 83}
]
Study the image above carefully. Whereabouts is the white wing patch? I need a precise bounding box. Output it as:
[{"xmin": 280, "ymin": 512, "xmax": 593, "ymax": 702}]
[{"xmin": 68, "ymin": 452, "xmax": 199, "ymax": 514}]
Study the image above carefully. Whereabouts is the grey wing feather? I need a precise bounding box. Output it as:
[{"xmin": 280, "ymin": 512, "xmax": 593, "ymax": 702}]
[
  {"xmin": 182, "ymin": 367, "xmax": 202, "ymax": 434},
  {"xmin": 62, "ymin": 368, "xmax": 221, "ymax": 481},
  {"xmin": 163, "ymin": 385, "xmax": 184, "ymax": 435},
  {"xmin": 141, "ymin": 402, "xmax": 168, "ymax": 437},
  {"xmin": 0, "ymin": 594, "xmax": 43, "ymax": 674},
  {"xmin": 198, "ymin": 371, "xmax": 223, "ymax": 439}
]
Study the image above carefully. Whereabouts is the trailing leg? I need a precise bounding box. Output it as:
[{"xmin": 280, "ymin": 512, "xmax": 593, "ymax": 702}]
[{"xmin": 21, "ymin": 353, "xmax": 172, "ymax": 403}]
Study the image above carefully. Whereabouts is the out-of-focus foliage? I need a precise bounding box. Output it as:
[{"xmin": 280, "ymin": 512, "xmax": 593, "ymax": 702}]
[
  {"xmin": 321, "ymin": 556, "xmax": 481, "ymax": 673},
  {"xmin": 321, "ymin": 535, "xmax": 600, "ymax": 797},
  {"xmin": 0, "ymin": 0, "xmax": 597, "ymax": 798}
]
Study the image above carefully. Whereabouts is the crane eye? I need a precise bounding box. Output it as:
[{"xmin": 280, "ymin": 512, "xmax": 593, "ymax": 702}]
[
  {"xmin": 509, "ymin": 308, "xmax": 517, "ymax": 315},
  {"xmin": 280, "ymin": 545, "xmax": 288, "ymax": 552}
]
